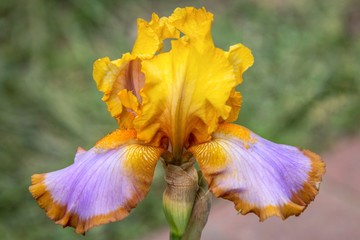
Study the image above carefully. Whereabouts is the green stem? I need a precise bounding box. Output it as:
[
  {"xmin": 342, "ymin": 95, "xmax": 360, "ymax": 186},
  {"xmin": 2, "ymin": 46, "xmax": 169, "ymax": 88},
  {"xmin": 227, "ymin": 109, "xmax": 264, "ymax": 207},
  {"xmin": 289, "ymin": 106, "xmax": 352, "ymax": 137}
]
[{"xmin": 170, "ymin": 233, "xmax": 182, "ymax": 240}]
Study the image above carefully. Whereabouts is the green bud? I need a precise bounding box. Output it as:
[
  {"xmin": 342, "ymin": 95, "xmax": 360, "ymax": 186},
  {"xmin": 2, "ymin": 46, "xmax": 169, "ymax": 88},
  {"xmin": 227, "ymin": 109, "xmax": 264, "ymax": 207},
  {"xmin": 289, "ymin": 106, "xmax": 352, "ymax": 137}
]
[{"xmin": 162, "ymin": 161, "xmax": 198, "ymax": 239}]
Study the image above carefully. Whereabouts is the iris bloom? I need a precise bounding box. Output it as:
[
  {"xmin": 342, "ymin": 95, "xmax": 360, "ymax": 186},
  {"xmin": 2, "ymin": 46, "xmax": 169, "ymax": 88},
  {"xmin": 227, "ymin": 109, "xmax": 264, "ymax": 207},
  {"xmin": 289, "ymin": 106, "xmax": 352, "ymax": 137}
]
[{"xmin": 30, "ymin": 7, "xmax": 325, "ymax": 235}]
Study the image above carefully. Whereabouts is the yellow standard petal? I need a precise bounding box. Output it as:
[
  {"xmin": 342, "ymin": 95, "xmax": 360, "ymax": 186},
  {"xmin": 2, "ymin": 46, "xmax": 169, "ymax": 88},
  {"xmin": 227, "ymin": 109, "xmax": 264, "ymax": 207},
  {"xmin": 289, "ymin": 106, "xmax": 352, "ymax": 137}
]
[
  {"xmin": 132, "ymin": 13, "xmax": 180, "ymax": 58},
  {"xmin": 222, "ymin": 43, "xmax": 254, "ymax": 122},
  {"xmin": 226, "ymin": 43, "xmax": 254, "ymax": 84},
  {"xmin": 134, "ymin": 38, "xmax": 236, "ymax": 159},
  {"xmin": 224, "ymin": 89, "xmax": 242, "ymax": 123},
  {"xmin": 93, "ymin": 55, "xmax": 143, "ymax": 128},
  {"xmin": 93, "ymin": 13, "xmax": 181, "ymax": 130},
  {"xmin": 169, "ymin": 7, "xmax": 214, "ymax": 49}
]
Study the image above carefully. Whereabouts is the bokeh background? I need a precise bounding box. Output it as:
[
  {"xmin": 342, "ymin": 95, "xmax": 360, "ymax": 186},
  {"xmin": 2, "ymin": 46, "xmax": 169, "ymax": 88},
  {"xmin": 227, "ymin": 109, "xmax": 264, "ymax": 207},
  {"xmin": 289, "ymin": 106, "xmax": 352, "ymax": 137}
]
[{"xmin": 1, "ymin": 0, "xmax": 359, "ymax": 239}]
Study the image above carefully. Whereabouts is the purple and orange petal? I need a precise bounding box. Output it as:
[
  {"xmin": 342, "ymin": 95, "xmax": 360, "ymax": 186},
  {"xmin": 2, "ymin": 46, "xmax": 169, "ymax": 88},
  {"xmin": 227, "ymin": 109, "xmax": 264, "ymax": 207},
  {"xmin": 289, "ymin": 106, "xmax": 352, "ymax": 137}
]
[
  {"xmin": 29, "ymin": 130, "xmax": 163, "ymax": 233},
  {"xmin": 189, "ymin": 123, "xmax": 325, "ymax": 221}
]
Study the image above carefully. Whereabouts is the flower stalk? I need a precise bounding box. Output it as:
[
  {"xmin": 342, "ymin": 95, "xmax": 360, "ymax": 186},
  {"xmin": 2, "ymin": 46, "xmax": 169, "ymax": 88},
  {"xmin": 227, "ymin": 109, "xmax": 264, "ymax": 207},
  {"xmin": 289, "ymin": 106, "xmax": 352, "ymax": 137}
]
[{"xmin": 182, "ymin": 171, "xmax": 211, "ymax": 240}]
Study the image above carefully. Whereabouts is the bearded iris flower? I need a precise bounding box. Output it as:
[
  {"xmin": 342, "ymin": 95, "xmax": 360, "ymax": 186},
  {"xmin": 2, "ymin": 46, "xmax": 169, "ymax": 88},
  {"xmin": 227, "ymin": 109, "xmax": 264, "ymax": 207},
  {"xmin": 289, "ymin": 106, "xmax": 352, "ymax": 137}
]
[{"xmin": 29, "ymin": 7, "xmax": 325, "ymax": 236}]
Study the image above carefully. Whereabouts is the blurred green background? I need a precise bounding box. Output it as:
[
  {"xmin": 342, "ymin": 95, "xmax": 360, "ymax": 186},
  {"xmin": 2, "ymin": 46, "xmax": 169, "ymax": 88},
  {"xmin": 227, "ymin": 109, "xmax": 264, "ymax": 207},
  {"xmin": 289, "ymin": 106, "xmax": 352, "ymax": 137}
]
[{"xmin": 1, "ymin": 0, "xmax": 359, "ymax": 239}]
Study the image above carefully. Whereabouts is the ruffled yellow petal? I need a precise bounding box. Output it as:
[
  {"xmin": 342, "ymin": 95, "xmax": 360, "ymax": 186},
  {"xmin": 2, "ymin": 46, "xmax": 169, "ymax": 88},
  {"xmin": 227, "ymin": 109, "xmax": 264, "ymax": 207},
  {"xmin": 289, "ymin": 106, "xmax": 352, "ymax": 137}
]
[
  {"xmin": 222, "ymin": 44, "xmax": 253, "ymax": 122},
  {"xmin": 94, "ymin": 13, "xmax": 180, "ymax": 128},
  {"xmin": 93, "ymin": 7, "xmax": 254, "ymax": 145},
  {"xmin": 118, "ymin": 89, "xmax": 139, "ymax": 114},
  {"xmin": 226, "ymin": 43, "xmax": 254, "ymax": 84},
  {"xmin": 93, "ymin": 56, "xmax": 143, "ymax": 128},
  {"xmin": 169, "ymin": 7, "xmax": 214, "ymax": 49},
  {"xmin": 132, "ymin": 13, "xmax": 180, "ymax": 58},
  {"xmin": 134, "ymin": 38, "xmax": 236, "ymax": 157},
  {"xmin": 224, "ymin": 89, "xmax": 242, "ymax": 123}
]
